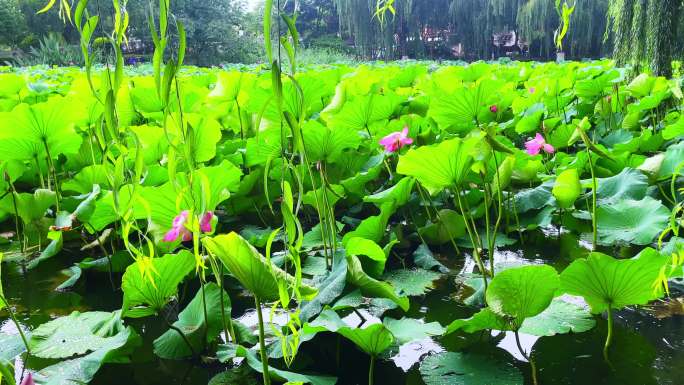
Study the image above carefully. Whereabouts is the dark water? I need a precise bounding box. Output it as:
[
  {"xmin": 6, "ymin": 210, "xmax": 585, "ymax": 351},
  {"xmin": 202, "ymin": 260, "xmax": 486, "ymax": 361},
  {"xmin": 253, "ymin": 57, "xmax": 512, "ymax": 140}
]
[{"xmin": 1, "ymin": 229, "xmax": 683, "ymax": 385}]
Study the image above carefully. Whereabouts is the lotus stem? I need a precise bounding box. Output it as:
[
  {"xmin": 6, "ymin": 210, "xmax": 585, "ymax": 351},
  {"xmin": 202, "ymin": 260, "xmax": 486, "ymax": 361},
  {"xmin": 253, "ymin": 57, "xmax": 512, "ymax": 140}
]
[
  {"xmin": 586, "ymin": 148, "xmax": 598, "ymax": 249},
  {"xmin": 514, "ymin": 330, "xmax": 538, "ymax": 385},
  {"xmin": 166, "ymin": 321, "xmax": 196, "ymax": 357},
  {"xmin": 603, "ymin": 307, "xmax": 613, "ymax": 362},
  {"xmin": 255, "ymin": 296, "xmax": 272, "ymax": 385},
  {"xmin": 0, "ymin": 294, "xmax": 30, "ymax": 355},
  {"xmin": 368, "ymin": 354, "xmax": 376, "ymax": 385},
  {"xmin": 454, "ymin": 186, "xmax": 488, "ymax": 290}
]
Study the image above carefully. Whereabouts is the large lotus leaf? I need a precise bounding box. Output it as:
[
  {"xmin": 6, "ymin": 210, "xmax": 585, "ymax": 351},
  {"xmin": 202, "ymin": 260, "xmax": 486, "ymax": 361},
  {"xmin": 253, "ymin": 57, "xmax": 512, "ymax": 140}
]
[
  {"xmin": 0, "ymin": 332, "xmax": 28, "ymax": 362},
  {"xmin": 302, "ymin": 120, "xmax": 362, "ymax": 164},
  {"xmin": 560, "ymin": 251, "xmax": 668, "ymax": 313},
  {"xmin": 412, "ymin": 243, "xmax": 449, "ymax": 273},
  {"xmin": 300, "ymin": 257, "xmax": 348, "ymax": 322},
  {"xmin": 397, "ymin": 137, "xmax": 476, "ymax": 194},
  {"xmin": 0, "ymin": 73, "xmax": 25, "ymax": 98},
  {"xmin": 345, "ymin": 237, "xmax": 387, "ymax": 277},
  {"xmin": 363, "ymin": 177, "xmax": 415, "ymax": 208},
  {"xmin": 429, "ymin": 79, "xmax": 504, "ymax": 132},
  {"xmin": 220, "ymin": 344, "xmax": 336, "ymax": 385},
  {"xmin": 383, "ymin": 317, "xmax": 444, "ymax": 345},
  {"xmin": 328, "ymin": 93, "xmax": 400, "ymax": 133},
  {"xmin": 121, "ymin": 251, "xmax": 195, "ymax": 318},
  {"xmin": 419, "ymin": 351, "xmax": 523, "ymax": 385},
  {"xmin": 0, "ymin": 189, "xmax": 56, "ymax": 224},
  {"xmin": 33, "ymin": 326, "xmax": 141, "ymax": 385},
  {"xmin": 202, "ymin": 232, "xmax": 318, "ymax": 302},
  {"xmin": 342, "ymin": 202, "xmax": 396, "ymax": 245},
  {"xmin": 447, "ymin": 298, "xmax": 595, "ymax": 337},
  {"xmin": 153, "ymin": 283, "xmax": 229, "ymax": 359},
  {"xmin": 593, "ymin": 197, "xmax": 669, "ymax": 246},
  {"xmin": 0, "ymin": 97, "xmax": 85, "ymax": 160},
  {"xmin": 419, "ymin": 209, "xmax": 467, "ymax": 245},
  {"xmin": 29, "ymin": 311, "xmax": 125, "ymax": 359},
  {"xmin": 383, "ymin": 268, "xmax": 442, "ymax": 297},
  {"xmin": 656, "ymin": 141, "xmax": 684, "ymax": 180},
  {"xmin": 552, "ymin": 169, "xmax": 581, "ymax": 209},
  {"xmin": 346, "ymin": 254, "xmax": 409, "ymax": 311},
  {"xmin": 129, "ymin": 125, "xmax": 169, "ymax": 165},
  {"xmin": 244, "ymin": 128, "xmax": 282, "ymax": 167},
  {"xmin": 518, "ymin": 298, "xmax": 596, "ymax": 336},
  {"xmin": 337, "ymin": 323, "xmax": 394, "ymax": 356},
  {"xmin": 590, "ymin": 168, "xmax": 649, "ymax": 205},
  {"xmin": 486, "ymin": 265, "xmax": 560, "ymax": 328},
  {"xmin": 208, "ymin": 71, "xmax": 255, "ymax": 105},
  {"xmin": 62, "ymin": 165, "xmax": 110, "ymax": 194},
  {"xmin": 166, "ymin": 112, "xmax": 223, "ymax": 163}
]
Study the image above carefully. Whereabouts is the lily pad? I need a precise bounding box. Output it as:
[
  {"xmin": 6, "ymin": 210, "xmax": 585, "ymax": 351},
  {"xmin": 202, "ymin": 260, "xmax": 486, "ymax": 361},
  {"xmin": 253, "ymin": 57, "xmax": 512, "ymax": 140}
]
[
  {"xmin": 419, "ymin": 351, "xmax": 523, "ymax": 385},
  {"xmin": 29, "ymin": 311, "xmax": 126, "ymax": 359}
]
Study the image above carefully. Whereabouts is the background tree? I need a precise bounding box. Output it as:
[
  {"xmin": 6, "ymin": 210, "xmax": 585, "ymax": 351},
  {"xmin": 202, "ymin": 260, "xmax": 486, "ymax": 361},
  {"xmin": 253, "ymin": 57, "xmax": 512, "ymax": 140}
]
[
  {"xmin": 0, "ymin": 0, "xmax": 28, "ymax": 47},
  {"xmin": 609, "ymin": 0, "xmax": 683, "ymax": 77}
]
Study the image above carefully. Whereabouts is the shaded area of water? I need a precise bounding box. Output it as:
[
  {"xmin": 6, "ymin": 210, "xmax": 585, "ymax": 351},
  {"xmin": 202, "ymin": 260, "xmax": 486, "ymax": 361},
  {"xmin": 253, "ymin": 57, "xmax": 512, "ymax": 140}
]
[{"xmin": 1, "ymin": 228, "xmax": 682, "ymax": 385}]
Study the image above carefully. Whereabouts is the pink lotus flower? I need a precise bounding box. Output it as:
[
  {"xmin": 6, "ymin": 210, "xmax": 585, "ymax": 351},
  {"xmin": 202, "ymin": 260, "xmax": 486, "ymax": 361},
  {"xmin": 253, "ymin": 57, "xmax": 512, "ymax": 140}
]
[
  {"xmin": 490, "ymin": 105, "xmax": 498, "ymax": 113},
  {"xmin": 21, "ymin": 373, "xmax": 35, "ymax": 385},
  {"xmin": 379, "ymin": 128, "xmax": 413, "ymax": 153},
  {"xmin": 525, "ymin": 133, "xmax": 555, "ymax": 156},
  {"xmin": 200, "ymin": 211, "xmax": 215, "ymax": 233},
  {"xmin": 164, "ymin": 210, "xmax": 193, "ymax": 242}
]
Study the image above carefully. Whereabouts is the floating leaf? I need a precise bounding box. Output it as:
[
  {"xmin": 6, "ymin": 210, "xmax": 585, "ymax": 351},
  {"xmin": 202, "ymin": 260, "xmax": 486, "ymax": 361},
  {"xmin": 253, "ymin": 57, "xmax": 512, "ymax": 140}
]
[
  {"xmin": 383, "ymin": 268, "xmax": 442, "ymax": 297},
  {"xmin": 419, "ymin": 351, "xmax": 523, "ymax": 385},
  {"xmin": 29, "ymin": 311, "xmax": 126, "ymax": 359},
  {"xmin": 383, "ymin": 317, "xmax": 444, "ymax": 345}
]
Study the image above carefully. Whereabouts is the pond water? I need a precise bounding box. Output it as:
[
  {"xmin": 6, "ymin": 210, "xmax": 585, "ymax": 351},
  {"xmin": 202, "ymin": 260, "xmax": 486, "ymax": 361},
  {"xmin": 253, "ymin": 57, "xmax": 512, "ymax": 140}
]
[{"xmin": 1, "ymin": 228, "xmax": 682, "ymax": 385}]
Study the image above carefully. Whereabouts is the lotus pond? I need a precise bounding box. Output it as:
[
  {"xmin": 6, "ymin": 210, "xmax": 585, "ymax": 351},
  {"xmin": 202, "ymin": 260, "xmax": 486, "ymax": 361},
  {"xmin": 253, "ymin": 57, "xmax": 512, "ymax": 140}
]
[{"xmin": 0, "ymin": 60, "xmax": 683, "ymax": 385}]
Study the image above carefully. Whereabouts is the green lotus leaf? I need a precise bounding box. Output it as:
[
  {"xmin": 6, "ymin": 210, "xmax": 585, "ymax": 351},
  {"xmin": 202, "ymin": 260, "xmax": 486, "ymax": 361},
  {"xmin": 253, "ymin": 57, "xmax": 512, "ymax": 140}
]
[
  {"xmin": 560, "ymin": 250, "xmax": 668, "ymax": 313},
  {"xmin": 337, "ymin": 323, "xmax": 394, "ymax": 357},
  {"xmin": 202, "ymin": 232, "xmax": 318, "ymax": 302},
  {"xmin": 518, "ymin": 298, "xmax": 596, "ymax": 336},
  {"xmin": 302, "ymin": 120, "xmax": 362, "ymax": 164},
  {"xmin": 363, "ymin": 177, "xmax": 415, "ymax": 208},
  {"xmin": 121, "ymin": 251, "xmax": 195, "ymax": 318},
  {"xmin": 0, "ymin": 97, "xmax": 85, "ymax": 160},
  {"xmin": 397, "ymin": 137, "xmax": 476, "ymax": 194},
  {"xmin": 419, "ymin": 351, "xmax": 523, "ymax": 385},
  {"xmin": 590, "ymin": 168, "xmax": 649, "ymax": 205},
  {"xmin": 486, "ymin": 265, "xmax": 560, "ymax": 328},
  {"xmin": 219, "ymin": 344, "xmax": 336, "ymax": 385},
  {"xmin": 153, "ymin": 283, "xmax": 230, "ymax": 359},
  {"xmin": 33, "ymin": 326, "xmax": 140, "ymax": 385},
  {"xmin": 419, "ymin": 209, "xmax": 467, "ymax": 245},
  {"xmin": 552, "ymin": 168, "xmax": 582, "ymax": 209},
  {"xmin": 383, "ymin": 317, "xmax": 444, "ymax": 345},
  {"xmin": 429, "ymin": 79, "xmax": 503, "ymax": 132},
  {"xmin": 593, "ymin": 197, "xmax": 669, "ymax": 246},
  {"xmin": 345, "ymin": 237, "xmax": 387, "ymax": 277},
  {"xmin": 29, "ymin": 311, "xmax": 126, "ymax": 359},
  {"xmin": 346, "ymin": 254, "xmax": 409, "ymax": 311},
  {"xmin": 383, "ymin": 268, "xmax": 442, "ymax": 297}
]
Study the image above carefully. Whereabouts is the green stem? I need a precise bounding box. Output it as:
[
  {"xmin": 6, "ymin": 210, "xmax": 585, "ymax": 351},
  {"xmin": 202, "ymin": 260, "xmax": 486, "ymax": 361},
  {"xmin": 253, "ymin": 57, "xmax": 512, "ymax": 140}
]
[
  {"xmin": 255, "ymin": 296, "xmax": 272, "ymax": 385},
  {"xmin": 368, "ymin": 355, "xmax": 376, "ymax": 385},
  {"xmin": 587, "ymin": 149, "xmax": 598, "ymax": 249},
  {"xmin": 0, "ymin": 294, "xmax": 31, "ymax": 355},
  {"xmin": 454, "ymin": 186, "xmax": 488, "ymax": 290},
  {"xmin": 603, "ymin": 307, "xmax": 613, "ymax": 362},
  {"xmin": 167, "ymin": 321, "xmax": 196, "ymax": 357}
]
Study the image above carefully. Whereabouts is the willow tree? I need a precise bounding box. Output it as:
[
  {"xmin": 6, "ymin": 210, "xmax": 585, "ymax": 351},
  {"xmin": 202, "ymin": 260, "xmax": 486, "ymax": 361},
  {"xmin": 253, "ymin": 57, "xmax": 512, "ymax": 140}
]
[
  {"xmin": 337, "ymin": 0, "xmax": 609, "ymax": 60},
  {"xmin": 610, "ymin": 0, "xmax": 682, "ymax": 77}
]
